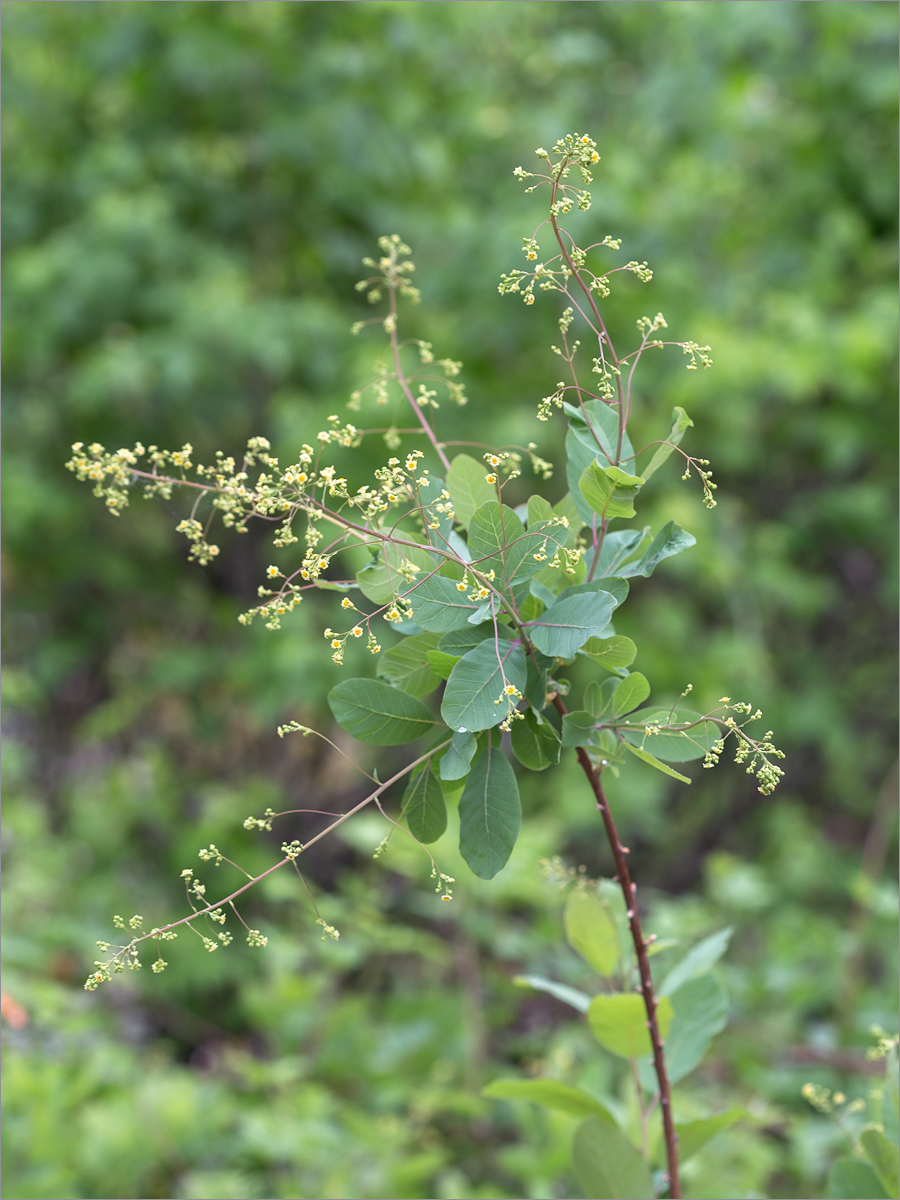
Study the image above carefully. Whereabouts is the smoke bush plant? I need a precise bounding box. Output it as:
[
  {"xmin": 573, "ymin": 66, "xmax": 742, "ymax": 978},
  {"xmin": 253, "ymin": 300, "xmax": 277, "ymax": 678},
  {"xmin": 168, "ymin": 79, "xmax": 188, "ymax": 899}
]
[{"xmin": 67, "ymin": 133, "xmax": 786, "ymax": 1197}]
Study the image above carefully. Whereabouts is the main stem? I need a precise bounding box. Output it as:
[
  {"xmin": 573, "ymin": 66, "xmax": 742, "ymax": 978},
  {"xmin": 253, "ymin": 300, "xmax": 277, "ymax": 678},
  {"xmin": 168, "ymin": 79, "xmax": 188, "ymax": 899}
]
[{"xmin": 553, "ymin": 694, "xmax": 681, "ymax": 1198}]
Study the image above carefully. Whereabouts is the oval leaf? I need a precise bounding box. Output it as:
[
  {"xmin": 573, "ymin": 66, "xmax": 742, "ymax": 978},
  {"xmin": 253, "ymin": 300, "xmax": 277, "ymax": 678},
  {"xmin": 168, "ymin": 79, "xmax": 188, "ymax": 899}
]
[
  {"xmin": 483, "ymin": 1078, "xmax": 617, "ymax": 1124},
  {"xmin": 441, "ymin": 639, "xmax": 526, "ymax": 733},
  {"xmin": 328, "ymin": 679, "xmax": 435, "ymax": 745},
  {"xmin": 588, "ymin": 992, "xmax": 674, "ymax": 1061},
  {"xmin": 572, "ymin": 1118, "xmax": 655, "ymax": 1200},
  {"xmin": 579, "ymin": 461, "xmax": 645, "ymax": 520},
  {"xmin": 377, "ymin": 632, "xmax": 442, "ymax": 696},
  {"xmin": 458, "ymin": 740, "xmax": 520, "ymax": 879},
  {"xmin": 408, "ymin": 575, "xmax": 482, "ymax": 633},
  {"xmin": 564, "ymin": 888, "xmax": 620, "ymax": 975},
  {"xmin": 439, "ymin": 729, "xmax": 477, "ymax": 781},
  {"xmin": 446, "ymin": 453, "xmax": 496, "ymax": 529},
  {"xmin": 402, "ymin": 767, "xmax": 447, "ymax": 844},
  {"xmin": 611, "ymin": 671, "xmax": 650, "ymax": 716},
  {"xmin": 638, "ymin": 972, "xmax": 727, "ymax": 1089},
  {"xmin": 529, "ymin": 591, "xmax": 617, "ymax": 659},
  {"xmin": 510, "ymin": 709, "xmax": 560, "ymax": 771}
]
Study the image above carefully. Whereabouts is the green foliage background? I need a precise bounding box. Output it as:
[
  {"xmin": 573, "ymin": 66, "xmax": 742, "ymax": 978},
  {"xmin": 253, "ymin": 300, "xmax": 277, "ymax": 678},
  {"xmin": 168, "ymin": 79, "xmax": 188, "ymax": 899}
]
[{"xmin": 2, "ymin": 4, "xmax": 897, "ymax": 1198}]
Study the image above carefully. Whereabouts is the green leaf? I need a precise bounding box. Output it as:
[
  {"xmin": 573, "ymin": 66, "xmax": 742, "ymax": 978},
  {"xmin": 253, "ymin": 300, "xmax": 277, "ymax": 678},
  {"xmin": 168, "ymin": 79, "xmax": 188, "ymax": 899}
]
[
  {"xmin": 524, "ymin": 652, "xmax": 553, "ymax": 710},
  {"xmin": 407, "ymin": 574, "xmax": 482, "ymax": 633},
  {"xmin": 565, "ymin": 400, "xmax": 635, "ymax": 529},
  {"xmin": 675, "ymin": 1108, "xmax": 749, "ymax": 1164},
  {"xmin": 438, "ymin": 622, "xmax": 497, "ymax": 654},
  {"xmin": 620, "ymin": 520, "xmax": 696, "ymax": 578},
  {"xmin": 328, "ymin": 680, "xmax": 435, "ymax": 745},
  {"xmin": 458, "ymin": 739, "xmax": 520, "ymax": 879},
  {"xmin": 510, "ymin": 708, "xmax": 560, "ymax": 771},
  {"xmin": 621, "ymin": 741, "xmax": 691, "ymax": 784},
  {"xmin": 439, "ymin": 729, "xmax": 478, "ymax": 781},
  {"xmin": 611, "ymin": 671, "xmax": 650, "ymax": 716},
  {"xmin": 355, "ymin": 540, "xmax": 436, "ymax": 604},
  {"xmin": 483, "ymin": 1078, "xmax": 617, "ymax": 1124},
  {"xmin": 561, "ymin": 710, "xmax": 597, "ymax": 749},
  {"xmin": 639, "ymin": 972, "xmax": 727, "ymax": 1089},
  {"xmin": 441, "ymin": 639, "xmax": 527, "ymax": 733},
  {"xmin": 828, "ymin": 1158, "xmax": 890, "ymax": 1199},
  {"xmin": 572, "ymin": 1118, "xmax": 656, "ymax": 1200},
  {"xmin": 585, "ymin": 677, "xmax": 622, "ymax": 719},
  {"xmin": 402, "ymin": 767, "xmax": 447, "ymax": 844},
  {"xmin": 660, "ymin": 927, "xmax": 734, "ymax": 997},
  {"xmin": 514, "ymin": 974, "xmax": 591, "ymax": 1013},
  {"xmin": 529, "ymin": 591, "xmax": 617, "ymax": 659},
  {"xmin": 886, "ymin": 1044, "xmax": 900, "ymax": 1147},
  {"xmin": 861, "ymin": 1129, "xmax": 900, "ymax": 1198},
  {"xmin": 526, "ymin": 494, "xmax": 555, "ymax": 526},
  {"xmin": 641, "ymin": 406, "xmax": 694, "ymax": 481},
  {"xmin": 468, "ymin": 501, "xmax": 567, "ymax": 587},
  {"xmin": 560, "ymin": 576, "xmax": 629, "ymax": 609},
  {"xmin": 590, "ymin": 528, "xmax": 647, "ymax": 579},
  {"xmin": 377, "ymin": 632, "xmax": 442, "ymax": 696},
  {"xmin": 620, "ymin": 707, "xmax": 717, "ymax": 762},
  {"xmin": 588, "ymin": 993, "xmax": 674, "ymax": 1060},
  {"xmin": 425, "ymin": 649, "xmax": 459, "ymax": 681},
  {"xmin": 580, "ymin": 461, "xmax": 645, "ymax": 520},
  {"xmin": 580, "ymin": 636, "xmax": 637, "ymax": 671},
  {"xmin": 564, "ymin": 888, "xmax": 620, "ymax": 974},
  {"xmin": 446, "ymin": 453, "xmax": 497, "ymax": 529}
]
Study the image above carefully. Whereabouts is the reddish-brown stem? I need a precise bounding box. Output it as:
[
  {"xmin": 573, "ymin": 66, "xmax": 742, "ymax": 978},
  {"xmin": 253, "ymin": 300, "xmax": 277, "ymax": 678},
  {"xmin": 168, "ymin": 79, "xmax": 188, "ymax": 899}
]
[{"xmin": 552, "ymin": 692, "xmax": 682, "ymax": 1198}]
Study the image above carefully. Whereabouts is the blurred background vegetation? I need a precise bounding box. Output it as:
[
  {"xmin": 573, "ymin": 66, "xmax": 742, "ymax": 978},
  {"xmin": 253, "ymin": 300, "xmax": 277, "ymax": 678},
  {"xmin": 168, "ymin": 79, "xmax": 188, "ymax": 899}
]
[{"xmin": 2, "ymin": 3, "xmax": 897, "ymax": 1197}]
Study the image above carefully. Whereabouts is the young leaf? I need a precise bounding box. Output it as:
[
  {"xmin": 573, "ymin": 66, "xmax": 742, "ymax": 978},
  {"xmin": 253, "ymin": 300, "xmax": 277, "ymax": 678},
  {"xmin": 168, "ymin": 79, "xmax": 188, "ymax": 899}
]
[
  {"xmin": 589, "ymin": 527, "xmax": 647, "ymax": 580},
  {"xmin": 579, "ymin": 461, "xmax": 646, "ymax": 521},
  {"xmin": 529, "ymin": 591, "xmax": 617, "ymax": 659},
  {"xmin": 441, "ymin": 639, "xmax": 527, "ymax": 733},
  {"xmin": 559, "ymin": 576, "xmax": 629, "ymax": 609},
  {"xmin": 424, "ymin": 649, "xmax": 459, "ymax": 681},
  {"xmin": 585, "ymin": 677, "xmax": 621, "ymax": 719},
  {"xmin": 458, "ymin": 739, "xmax": 521, "ymax": 879},
  {"xmin": 619, "ymin": 519, "xmax": 696, "ymax": 578},
  {"xmin": 523, "ymin": 653, "xmax": 550, "ymax": 710},
  {"xmin": 619, "ymin": 707, "xmax": 716, "ymax": 762},
  {"xmin": 588, "ymin": 993, "xmax": 674, "ymax": 1060},
  {"xmin": 407, "ymin": 574, "xmax": 482, "ymax": 633},
  {"xmin": 640, "ymin": 406, "xmax": 694, "ymax": 481},
  {"xmin": 439, "ymin": 729, "xmax": 478, "ymax": 781},
  {"xmin": 483, "ymin": 1079, "xmax": 617, "ymax": 1124},
  {"xmin": 610, "ymin": 671, "xmax": 650, "ymax": 716},
  {"xmin": 621, "ymin": 740, "xmax": 691, "ymax": 784},
  {"xmin": 468, "ymin": 501, "xmax": 567, "ymax": 587},
  {"xmin": 827, "ymin": 1158, "xmax": 890, "ymax": 1200},
  {"xmin": 438, "ymin": 622, "xmax": 498, "ymax": 655},
  {"xmin": 561, "ymin": 710, "xmax": 598, "ymax": 749},
  {"xmin": 446, "ymin": 453, "xmax": 497, "ymax": 529},
  {"xmin": 580, "ymin": 635, "xmax": 637, "ymax": 671},
  {"xmin": 513, "ymin": 973, "xmax": 591, "ymax": 1013},
  {"xmin": 638, "ymin": 972, "xmax": 727, "ymax": 1089},
  {"xmin": 564, "ymin": 888, "xmax": 620, "ymax": 975},
  {"xmin": 860, "ymin": 1129, "xmax": 900, "ymax": 1199},
  {"xmin": 355, "ymin": 540, "xmax": 436, "ymax": 604},
  {"xmin": 377, "ymin": 632, "xmax": 442, "ymax": 696},
  {"xmin": 510, "ymin": 709, "xmax": 560, "ymax": 771},
  {"xmin": 402, "ymin": 767, "xmax": 447, "ymax": 843},
  {"xmin": 328, "ymin": 680, "xmax": 436, "ymax": 745},
  {"xmin": 660, "ymin": 927, "xmax": 734, "ymax": 997},
  {"xmin": 565, "ymin": 399, "xmax": 636, "ymax": 527},
  {"xmin": 526, "ymin": 494, "xmax": 555, "ymax": 527},
  {"xmin": 572, "ymin": 1118, "xmax": 656, "ymax": 1200},
  {"xmin": 675, "ymin": 1108, "xmax": 749, "ymax": 1165}
]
